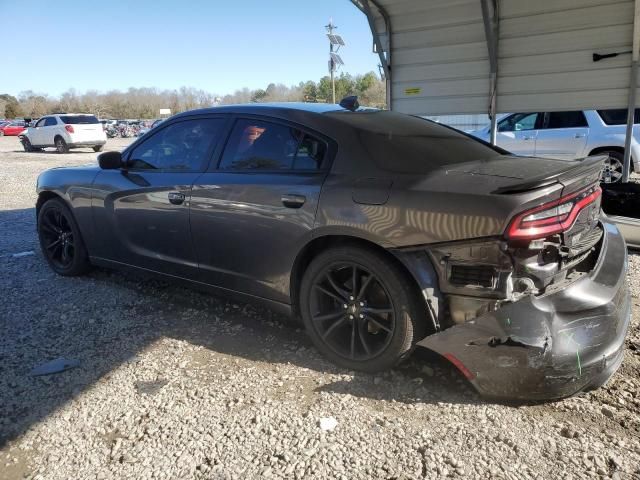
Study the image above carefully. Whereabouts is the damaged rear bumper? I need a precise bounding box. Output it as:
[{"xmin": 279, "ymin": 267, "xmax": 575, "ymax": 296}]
[{"xmin": 417, "ymin": 220, "xmax": 631, "ymax": 401}]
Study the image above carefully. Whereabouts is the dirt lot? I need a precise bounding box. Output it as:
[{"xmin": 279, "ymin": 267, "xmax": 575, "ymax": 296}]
[{"xmin": 0, "ymin": 135, "xmax": 639, "ymax": 480}]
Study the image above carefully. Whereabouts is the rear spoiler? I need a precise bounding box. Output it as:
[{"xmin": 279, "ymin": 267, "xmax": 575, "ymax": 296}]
[{"xmin": 493, "ymin": 155, "xmax": 606, "ymax": 194}]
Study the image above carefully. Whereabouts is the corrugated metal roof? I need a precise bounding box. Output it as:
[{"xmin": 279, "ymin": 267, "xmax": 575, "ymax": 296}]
[{"xmin": 355, "ymin": 0, "xmax": 637, "ymax": 115}]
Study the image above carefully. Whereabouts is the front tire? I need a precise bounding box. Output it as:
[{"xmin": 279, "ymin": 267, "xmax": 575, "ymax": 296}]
[
  {"xmin": 37, "ymin": 198, "xmax": 91, "ymax": 276},
  {"xmin": 93, "ymin": 145, "xmax": 104, "ymax": 152},
  {"xmin": 55, "ymin": 137, "xmax": 69, "ymax": 154},
  {"xmin": 300, "ymin": 245, "xmax": 426, "ymax": 372},
  {"xmin": 21, "ymin": 137, "xmax": 34, "ymax": 152}
]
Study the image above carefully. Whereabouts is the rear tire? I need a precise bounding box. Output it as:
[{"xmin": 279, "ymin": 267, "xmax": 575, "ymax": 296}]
[
  {"xmin": 55, "ymin": 137, "xmax": 69, "ymax": 154},
  {"xmin": 300, "ymin": 245, "xmax": 426, "ymax": 372},
  {"xmin": 37, "ymin": 198, "xmax": 91, "ymax": 276},
  {"xmin": 93, "ymin": 145, "xmax": 104, "ymax": 152},
  {"xmin": 600, "ymin": 151, "xmax": 625, "ymax": 183}
]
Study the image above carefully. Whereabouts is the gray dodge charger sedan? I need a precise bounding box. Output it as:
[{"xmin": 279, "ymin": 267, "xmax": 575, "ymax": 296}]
[{"xmin": 36, "ymin": 102, "xmax": 631, "ymax": 400}]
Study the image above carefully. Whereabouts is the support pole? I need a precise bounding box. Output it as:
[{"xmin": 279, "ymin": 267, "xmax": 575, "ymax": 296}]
[
  {"xmin": 622, "ymin": 0, "xmax": 640, "ymax": 182},
  {"xmin": 360, "ymin": 0, "xmax": 391, "ymax": 109},
  {"xmin": 481, "ymin": 0, "xmax": 499, "ymax": 145},
  {"xmin": 622, "ymin": 61, "xmax": 637, "ymax": 183}
]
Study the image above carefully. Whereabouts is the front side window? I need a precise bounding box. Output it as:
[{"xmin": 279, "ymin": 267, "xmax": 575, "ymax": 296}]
[
  {"xmin": 44, "ymin": 117, "xmax": 57, "ymax": 126},
  {"xmin": 219, "ymin": 119, "xmax": 326, "ymax": 171},
  {"xmin": 544, "ymin": 111, "xmax": 588, "ymax": 129},
  {"xmin": 498, "ymin": 113, "xmax": 539, "ymax": 132},
  {"xmin": 35, "ymin": 118, "xmax": 47, "ymax": 127},
  {"xmin": 128, "ymin": 118, "xmax": 225, "ymax": 171}
]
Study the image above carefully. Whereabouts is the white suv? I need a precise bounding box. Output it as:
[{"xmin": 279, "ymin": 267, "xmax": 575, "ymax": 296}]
[
  {"xmin": 20, "ymin": 113, "xmax": 107, "ymax": 153},
  {"xmin": 471, "ymin": 110, "xmax": 640, "ymax": 182}
]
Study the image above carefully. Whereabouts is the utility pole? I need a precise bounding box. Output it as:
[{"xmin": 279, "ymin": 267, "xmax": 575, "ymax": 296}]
[{"xmin": 325, "ymin": 19, "xmax": 345, "ymax": 104}]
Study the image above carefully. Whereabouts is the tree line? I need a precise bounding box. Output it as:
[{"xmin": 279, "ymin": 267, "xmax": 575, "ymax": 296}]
[{"xmin": 0, "ymin": 72, "xmax": 385, "ymax": 120}]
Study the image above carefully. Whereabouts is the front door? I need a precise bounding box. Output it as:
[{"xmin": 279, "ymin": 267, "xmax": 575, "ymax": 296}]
[
  {"xmin": 190, "ymin": 117, "xmax": 329, "ymax": 303},
  {"xmin": 30, "ymin": 118, "xmax": 47, "ymax": 145},
  {"xmin": 91, "ymin": 117, "xmax": 228, "ymax": 277},
  {"xmin": 495, "ymin": 112, "xmax": 541, "ymax": 156}
]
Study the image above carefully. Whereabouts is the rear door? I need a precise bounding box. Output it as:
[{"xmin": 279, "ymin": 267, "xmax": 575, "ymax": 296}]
[
  {"xmin": 534, "ymin": 111, "xmax": 589, "ymax": 160},
  {"xmin": 495, "ymin": 112, "xmax": 541, "ymax": 155},
  {"xmin": 91, "ymin": 116, "xmax": 228, "ymax": 277},
  {"xmin": 190, "ymin": 116, "xmax": 331, "ymax": 303}
]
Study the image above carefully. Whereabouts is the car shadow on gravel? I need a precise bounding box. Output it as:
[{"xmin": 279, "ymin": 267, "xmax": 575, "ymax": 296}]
[{"xmin": 0, "ymin": 207, "xmax": 482, "ymax": 449}]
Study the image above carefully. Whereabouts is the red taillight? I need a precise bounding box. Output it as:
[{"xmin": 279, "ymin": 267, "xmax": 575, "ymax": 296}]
[
  {"xmin": 506, "ymin": 185, "xmax": 602, "ymax": 241},
  {"xmin": 65, "ymin": 125, "xmax": 74, "ymax": 133}
]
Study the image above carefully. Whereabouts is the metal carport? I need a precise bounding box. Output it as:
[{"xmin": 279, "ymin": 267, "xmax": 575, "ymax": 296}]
[{"xmin": 352, "ymin": 0, "xmax": 639, "ymax": 182}]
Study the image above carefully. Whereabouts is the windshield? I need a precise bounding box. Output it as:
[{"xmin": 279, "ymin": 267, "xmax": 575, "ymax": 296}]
[
  {"xmin": 59, "ymin": 115, "xmax": 99, "ymax": 124},
  {"xmin": 326, "ymin": 110, "xmax": 506, "ymax": 173}
]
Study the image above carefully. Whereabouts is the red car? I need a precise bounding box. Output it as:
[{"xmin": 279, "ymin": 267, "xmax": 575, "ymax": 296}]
[{"xmin": 0, "ymin": 121, "xmax": 27, "ymax": 136}]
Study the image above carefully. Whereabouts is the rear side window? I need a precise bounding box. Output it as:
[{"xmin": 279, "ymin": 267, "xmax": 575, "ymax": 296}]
[
  {"xmin": 59, "ymin": 115, "xmax": 99, "ymax": 124},
  {"xmin": 128, "ymin": 118, "xmax": 225, "ymax": 172},
  {"xmin": 597, "ymin": 109, "xmax": 640, "ymax": 125},
  {"xmin": 544, "ymin": 111, "xmax": 588, "ymax": 129},
  {"xmin": 44, "ymin": 117, "xmax": 57, "ymax": 126},
  {"xmin": 219, "ymin": 119, "xmax": 326, "ymax": 171}
]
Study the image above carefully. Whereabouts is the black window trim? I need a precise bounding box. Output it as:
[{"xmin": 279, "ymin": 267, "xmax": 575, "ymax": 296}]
[
  {"xmin": 123, "ymin": 115, "xmax": 231, "ymax": 174},
  {"xmin": 213, "ymin": 114, "xmax": 335, "ymax": 175}
]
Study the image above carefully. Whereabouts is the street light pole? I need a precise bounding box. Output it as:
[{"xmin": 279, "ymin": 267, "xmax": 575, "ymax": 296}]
[{"xmin": 326, "ymin": 19, "xmax": 337, "ymax": 104}]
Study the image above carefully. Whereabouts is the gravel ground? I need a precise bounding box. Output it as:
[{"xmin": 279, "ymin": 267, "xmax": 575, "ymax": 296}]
[{"xmin": 0, "ymin": 135, "xmax": 639, "ymax": 480}]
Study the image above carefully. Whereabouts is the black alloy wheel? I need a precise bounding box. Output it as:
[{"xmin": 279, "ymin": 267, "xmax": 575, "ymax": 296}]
[
  {"xmin": 300, "ymin": 246, "xmax": 425, "ymax": 372},
  {"xmin": 310, "ymin": 262, "xmax": 396, "ymax": 360},
  {"xmin": 37, "ymin": 198, "xmax": 90, "ymax": 276}
]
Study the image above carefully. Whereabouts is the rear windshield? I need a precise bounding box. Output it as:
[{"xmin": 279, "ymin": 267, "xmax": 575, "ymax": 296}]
[
  {"xmin": 326, "ymin": 110, "xmax": 505, "ymax": 173},
  {"xmin": 597, "ymin": 109, "xmax": 640, "ymax": 125},
  {"xmin": 59, "ymin": 115, "xmax": 99, "ymax": 124}
]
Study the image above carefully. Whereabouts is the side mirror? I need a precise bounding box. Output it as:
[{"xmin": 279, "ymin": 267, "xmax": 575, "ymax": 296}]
[{"xmin": 98, "ymin": 151, "xmax": 123, "ymax": 170}]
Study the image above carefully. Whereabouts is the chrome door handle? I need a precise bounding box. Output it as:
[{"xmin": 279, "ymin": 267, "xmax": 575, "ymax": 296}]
[
  {"xmin": 574, "ymin": 133, "xmax": 586, "ymax": 138},
  {"xmin": 523, "ymin": 136, "xmax": 533, "ymax": 140},
  {"xmin": 168, "ymin": 192, "xmax": 185, "ymax": 205},
  {"xmin": 281, "ymin": 194, "xmax": 306, "ymax": 208}
]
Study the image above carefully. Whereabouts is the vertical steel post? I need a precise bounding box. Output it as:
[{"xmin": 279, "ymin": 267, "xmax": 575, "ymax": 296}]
[
  {"xmin": 481, "ymin": 0, "xmax": 499, "ymax": 145},
  {"xmin": 623, "ymin": 0, "xmax": 640, "ymax": 182},
  {"xmin": 360, "ymin": 0, "xmax": 392, "ymax": 109},
  {"xmin": 622, "ymin": 61, "xmax": 638, "ymax": 183}
]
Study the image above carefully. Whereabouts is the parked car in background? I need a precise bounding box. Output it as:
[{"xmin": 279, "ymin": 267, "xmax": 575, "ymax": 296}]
[
  {"xmin": 0, "ymin": 120, "xmax": 27, "ymax": 136},
  {"xmin": 20, "ymin": 114, "xmax": 107, "ymax": 153},
  {"xmin": 35, "ymin": 102, "xmax": 630, "ymax": 401},
  {"xmin": 137, "ymin": 118, "xmax": 166, "ymax": 137},
  {"xmin": 471, "ymin": 109, "xmax": 640, "ymax": 182}
]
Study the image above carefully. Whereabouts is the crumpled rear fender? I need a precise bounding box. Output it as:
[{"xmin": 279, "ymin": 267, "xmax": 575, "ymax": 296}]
[{"xmin": 418, "ymin": 221, "xmax": 631, "ymax": 401}]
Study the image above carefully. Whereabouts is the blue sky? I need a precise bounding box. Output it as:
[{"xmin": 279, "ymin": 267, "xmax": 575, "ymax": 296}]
[{"xmin": 0, "ymin": 0, "xmax": 379, "ymax": 98}]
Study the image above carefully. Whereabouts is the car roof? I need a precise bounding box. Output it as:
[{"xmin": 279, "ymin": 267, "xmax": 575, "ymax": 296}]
[{"xmin": 173, "ymin": 102, "xmax": 357, "ymax": 119}]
